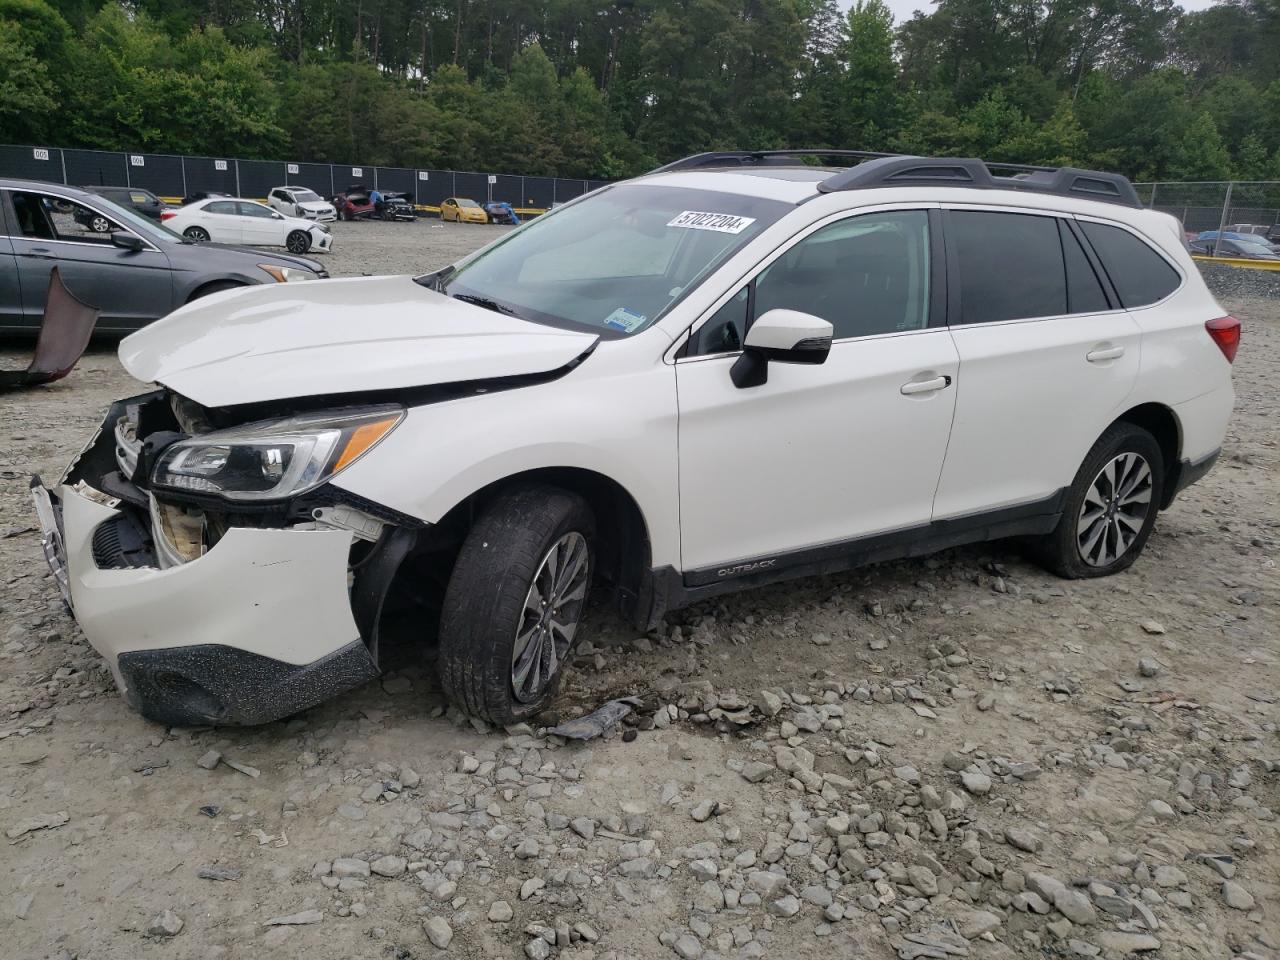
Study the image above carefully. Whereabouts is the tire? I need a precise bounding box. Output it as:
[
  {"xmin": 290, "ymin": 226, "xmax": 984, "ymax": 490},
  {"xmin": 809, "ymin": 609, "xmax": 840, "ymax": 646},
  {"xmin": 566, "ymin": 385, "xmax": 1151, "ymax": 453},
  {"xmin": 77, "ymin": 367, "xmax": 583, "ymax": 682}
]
[
  {"xmin": 90, "ymin": 215, "xmax": 112, "ymax": 233},
  {"xmin": 187, "ymin": 280, "xmax": 243, "ymax": 302},
  {"xmin": 286, "ymin": 230, "xmax": 311, "ymax": 254},
  {"xmin": 1028, "ymin": 422, "xmax": 1164, "ymax": 579},
  {"xmin": 184, "ymin": 226, "xmax": 210, "ymax": 242},
  {"xmin": 438, "ymin": 485, "xmax": 595, "ymax": 724}
]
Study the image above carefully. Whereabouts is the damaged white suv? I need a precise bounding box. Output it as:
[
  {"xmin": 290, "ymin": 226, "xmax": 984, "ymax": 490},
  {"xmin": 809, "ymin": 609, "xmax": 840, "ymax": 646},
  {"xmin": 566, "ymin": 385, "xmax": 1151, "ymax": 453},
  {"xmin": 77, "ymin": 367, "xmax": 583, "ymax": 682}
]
[{"xmin": 32, "ymin": 151, "xmax": 1238, "ymax": 727}]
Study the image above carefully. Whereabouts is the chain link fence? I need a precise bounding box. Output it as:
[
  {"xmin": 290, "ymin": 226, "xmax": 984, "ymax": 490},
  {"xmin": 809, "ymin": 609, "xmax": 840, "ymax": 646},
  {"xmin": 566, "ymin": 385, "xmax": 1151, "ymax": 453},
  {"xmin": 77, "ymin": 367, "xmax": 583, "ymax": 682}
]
[
  {"xmin": 0, "ymin": 144, "xmax": 611, "ymax": 214},
  {"xmin": 1134, "ymin": 180, "xmax": 1280, "ymax": 256}
]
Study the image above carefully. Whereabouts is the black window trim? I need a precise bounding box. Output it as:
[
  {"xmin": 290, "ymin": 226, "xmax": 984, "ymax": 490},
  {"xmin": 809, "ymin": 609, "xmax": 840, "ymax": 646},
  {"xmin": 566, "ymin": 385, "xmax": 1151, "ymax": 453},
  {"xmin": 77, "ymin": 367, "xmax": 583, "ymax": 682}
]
[
  {"xmin": 675, "ymin": 204, "xmax": 947, "ymax": 362},
  {"xmin": 0, "ymin": 187, "xmax": 161, "ymax": 253},
  {"xmin": 1070, "ymin": 214, "xmax": 1185, "ymax": 312}
]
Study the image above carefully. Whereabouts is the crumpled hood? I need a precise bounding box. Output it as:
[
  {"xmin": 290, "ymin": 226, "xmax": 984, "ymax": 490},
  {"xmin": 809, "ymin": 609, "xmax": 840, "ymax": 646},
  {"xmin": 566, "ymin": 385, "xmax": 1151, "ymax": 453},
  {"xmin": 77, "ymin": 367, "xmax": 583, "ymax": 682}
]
[{"xmin": 119, "ymin": 275, "xmax": 598, "ymax": 407}]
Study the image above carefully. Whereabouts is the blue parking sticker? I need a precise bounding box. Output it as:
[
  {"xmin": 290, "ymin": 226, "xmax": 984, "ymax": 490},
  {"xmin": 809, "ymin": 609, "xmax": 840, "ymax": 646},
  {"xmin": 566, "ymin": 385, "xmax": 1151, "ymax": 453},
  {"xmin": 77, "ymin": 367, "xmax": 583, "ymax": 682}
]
[{"xmin": 604, "ymin": 307, "xmax": 647, "ymax": 332}]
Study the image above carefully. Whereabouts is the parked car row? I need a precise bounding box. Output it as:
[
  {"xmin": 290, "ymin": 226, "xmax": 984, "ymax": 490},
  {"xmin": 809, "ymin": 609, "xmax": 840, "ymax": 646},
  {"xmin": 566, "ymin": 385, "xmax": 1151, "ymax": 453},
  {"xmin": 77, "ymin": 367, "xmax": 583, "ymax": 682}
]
[{"xmin": 1189, "ymin": 229, "xmax": 1280, "ymax": 260}]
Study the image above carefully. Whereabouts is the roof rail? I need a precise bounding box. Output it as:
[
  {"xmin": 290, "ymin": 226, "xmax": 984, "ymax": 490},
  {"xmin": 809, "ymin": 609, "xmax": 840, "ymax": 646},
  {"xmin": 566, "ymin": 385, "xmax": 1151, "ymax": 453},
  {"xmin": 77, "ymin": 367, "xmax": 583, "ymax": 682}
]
[
  {"xmin": 815, "ymin": 155, "xmax": 1140, "ymax": 208},
  {"xmin": 650, "ymin": 149, "xmax": 1140, "ymax": 208},
  {"xmin": 650, "ymin": 149, "xmax": 896, "ymax": 173}
]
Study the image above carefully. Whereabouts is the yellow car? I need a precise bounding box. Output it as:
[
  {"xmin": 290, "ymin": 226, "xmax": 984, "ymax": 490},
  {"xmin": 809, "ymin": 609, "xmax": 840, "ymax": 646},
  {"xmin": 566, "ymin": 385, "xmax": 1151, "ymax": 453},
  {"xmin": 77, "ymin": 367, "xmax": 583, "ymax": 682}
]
[{"xmin": 441, "ymin": 197, "xmax": 489, "ymax": 223}]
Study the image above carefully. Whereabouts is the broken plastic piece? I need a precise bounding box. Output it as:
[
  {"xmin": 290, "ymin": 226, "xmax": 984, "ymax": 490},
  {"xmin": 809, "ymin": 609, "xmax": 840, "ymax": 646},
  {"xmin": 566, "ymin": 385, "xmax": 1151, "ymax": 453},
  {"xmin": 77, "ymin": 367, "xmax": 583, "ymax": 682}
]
[
  {"xmin": 0, "ymin": 268, "xmax": 99, "ymax": 390},
  {"xmin": 548, "ymin": 697, "xmax": 643, "ymax": 740}
]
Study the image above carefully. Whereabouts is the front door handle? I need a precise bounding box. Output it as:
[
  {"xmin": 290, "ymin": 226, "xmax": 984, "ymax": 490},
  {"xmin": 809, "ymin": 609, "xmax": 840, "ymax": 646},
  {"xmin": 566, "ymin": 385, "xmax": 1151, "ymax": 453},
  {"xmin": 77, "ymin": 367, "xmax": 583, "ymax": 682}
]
[
  {"xmin": 27, "ymin": 247, "xmax": 56, "ymax": 260},
  {"xmin": 1086, "ymin": 345, "xmax": 1125, "ymax": 362},
  {"xmin": 900, "ymin": 375, "xmax": 952, "ymax": 396}
]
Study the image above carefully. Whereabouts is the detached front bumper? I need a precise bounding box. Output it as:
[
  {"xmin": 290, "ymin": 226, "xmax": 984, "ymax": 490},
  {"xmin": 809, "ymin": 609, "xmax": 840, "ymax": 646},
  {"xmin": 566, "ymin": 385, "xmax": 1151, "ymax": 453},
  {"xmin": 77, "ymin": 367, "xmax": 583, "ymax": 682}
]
[{"xmin": 31, "ymin": 481, "xmax": 377, "ymax": 726}]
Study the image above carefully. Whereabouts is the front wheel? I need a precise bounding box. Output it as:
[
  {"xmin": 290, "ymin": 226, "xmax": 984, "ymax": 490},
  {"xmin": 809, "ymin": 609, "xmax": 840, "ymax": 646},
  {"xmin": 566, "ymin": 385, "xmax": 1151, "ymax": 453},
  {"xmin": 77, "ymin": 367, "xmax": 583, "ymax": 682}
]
[
  {"xmin": 285, "ymin": 230, "xmax": 311, "ymax": 254},
  {"xmin": 1028, "ymin": 423, "xmax": 1164, "ymax": 578},
  {"xmin": 438, "ymin": 485, "xmax": 595, "ymax": 724}
]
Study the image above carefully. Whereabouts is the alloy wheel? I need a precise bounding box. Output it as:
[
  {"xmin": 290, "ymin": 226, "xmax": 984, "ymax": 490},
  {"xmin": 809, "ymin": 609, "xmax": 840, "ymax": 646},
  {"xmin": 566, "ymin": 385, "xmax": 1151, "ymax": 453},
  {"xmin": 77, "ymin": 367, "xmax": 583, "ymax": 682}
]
[
  {"xmin": 1077, "ymin": 452, "xmax": 1153, "ymax": 567},
  {"xmin": 511, "ymin": 531, "xmax": 589, "ymax": 703},
  {"xmin": 91, "ymin": 216, "xmax": 111, "ymax": 233}
]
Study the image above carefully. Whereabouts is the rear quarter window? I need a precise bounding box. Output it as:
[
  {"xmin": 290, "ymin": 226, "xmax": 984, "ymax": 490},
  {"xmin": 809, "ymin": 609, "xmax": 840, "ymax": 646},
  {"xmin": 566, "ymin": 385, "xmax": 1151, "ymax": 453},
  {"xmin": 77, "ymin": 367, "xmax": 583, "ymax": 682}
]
[{"xmin": 1079, "ymin": 221, "xmax": 1180, "ymax": 308}]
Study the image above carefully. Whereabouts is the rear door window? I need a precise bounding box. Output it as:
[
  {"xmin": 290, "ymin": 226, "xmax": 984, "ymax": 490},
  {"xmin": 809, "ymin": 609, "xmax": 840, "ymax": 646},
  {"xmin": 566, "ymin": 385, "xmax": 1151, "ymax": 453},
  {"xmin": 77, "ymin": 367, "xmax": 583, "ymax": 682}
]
[
  {"xmin": 1078, "ymin": 221, "xmax": 1180, "ymax": 308},
  {"xmin": 948, "ymin": 211, "xmax": 1066, "ymax": 324},
  {"xmin": 205, "ymin": 201, "xmax": 237, "ymax": 215}
]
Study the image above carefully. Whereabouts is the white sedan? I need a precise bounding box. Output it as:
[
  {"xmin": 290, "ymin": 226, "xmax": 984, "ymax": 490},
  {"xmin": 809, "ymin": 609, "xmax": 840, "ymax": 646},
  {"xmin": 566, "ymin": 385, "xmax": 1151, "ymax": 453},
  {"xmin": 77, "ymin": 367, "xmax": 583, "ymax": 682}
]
[{"xmin": 163, "ymin": 198, "xmax": 333, "ymax": 254}]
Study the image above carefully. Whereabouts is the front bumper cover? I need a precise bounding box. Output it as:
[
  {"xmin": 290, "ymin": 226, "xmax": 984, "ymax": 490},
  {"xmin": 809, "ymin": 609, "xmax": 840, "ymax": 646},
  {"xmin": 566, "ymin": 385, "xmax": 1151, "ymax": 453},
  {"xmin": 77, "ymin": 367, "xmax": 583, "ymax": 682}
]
[{"xmin": 31, "ymin": 479, "xmax": 377, "ymax": 726}]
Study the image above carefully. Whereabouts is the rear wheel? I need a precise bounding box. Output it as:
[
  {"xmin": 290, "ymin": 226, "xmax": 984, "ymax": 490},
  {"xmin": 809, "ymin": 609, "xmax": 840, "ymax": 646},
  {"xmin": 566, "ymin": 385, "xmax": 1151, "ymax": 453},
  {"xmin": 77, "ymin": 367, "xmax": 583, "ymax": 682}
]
[
  {"xmin": 286, "ymin": 230, "xmax": 311, "ymax": 254},
  {"xmin": 1029, "ymin": 423, "xmax": 1164, "ymax": 578},
  {"xmin": 438, "ymin": 485, "xmax": 595, "ymax": 724},
  {"xmin": 183, "ymin": 226, "xmax": 210, "ymax": 242}
]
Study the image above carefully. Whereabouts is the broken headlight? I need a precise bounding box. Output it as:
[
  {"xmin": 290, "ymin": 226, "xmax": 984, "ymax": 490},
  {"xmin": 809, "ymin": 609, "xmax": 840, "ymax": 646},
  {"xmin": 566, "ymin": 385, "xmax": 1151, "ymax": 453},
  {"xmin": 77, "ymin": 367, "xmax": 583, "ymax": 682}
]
[{"xmin": 151, "ymin": 407, "xmax": 403, "ymax": 502}]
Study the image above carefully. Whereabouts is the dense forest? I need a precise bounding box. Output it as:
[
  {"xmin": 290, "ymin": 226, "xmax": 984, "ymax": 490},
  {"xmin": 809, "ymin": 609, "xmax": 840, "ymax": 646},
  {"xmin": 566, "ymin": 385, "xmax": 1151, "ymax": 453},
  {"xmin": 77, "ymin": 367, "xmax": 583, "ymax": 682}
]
[{"xmin": 0, "ymin": 0, "xmax": 1277, "ymax": 181}]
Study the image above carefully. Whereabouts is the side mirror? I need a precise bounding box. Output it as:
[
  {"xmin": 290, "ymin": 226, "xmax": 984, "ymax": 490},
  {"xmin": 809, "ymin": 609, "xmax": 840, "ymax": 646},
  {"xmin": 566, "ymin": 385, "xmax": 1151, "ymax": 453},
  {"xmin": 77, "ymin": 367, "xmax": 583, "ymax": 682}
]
[
  {"xmin": 731, "ymin": 308, "xmax": 833, "ymax": 388},
  {"xmin": 111, "ymin": 232, "xmax": 144, "ymax": 252},
  {"xmin": 272, "ymin": 212, "xmax": 285, "ymax": 220}
]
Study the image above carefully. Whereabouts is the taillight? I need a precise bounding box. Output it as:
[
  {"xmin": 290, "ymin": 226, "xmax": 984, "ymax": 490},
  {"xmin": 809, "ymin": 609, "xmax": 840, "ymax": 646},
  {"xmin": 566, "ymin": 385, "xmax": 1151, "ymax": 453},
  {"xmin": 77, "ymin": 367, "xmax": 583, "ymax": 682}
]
[
  {"xmin": 160, "ymin": 210, "xmax": 177, "ymax": 221},
  {"xmin": 1205, "ymin": 316, "xmax": 1241, "ymax": 363}
]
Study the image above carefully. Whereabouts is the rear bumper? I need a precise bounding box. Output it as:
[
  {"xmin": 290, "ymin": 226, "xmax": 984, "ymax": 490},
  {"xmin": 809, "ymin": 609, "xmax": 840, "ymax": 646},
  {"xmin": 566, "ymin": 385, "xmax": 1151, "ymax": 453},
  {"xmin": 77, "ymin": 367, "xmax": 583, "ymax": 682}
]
[
  {"xmin": 1167, "ymin": 447, "xmax": 1219, "ymax": 504},
  {"xmin": 31, "ymin": 480, "xmax": 376, "ymax": 726}
]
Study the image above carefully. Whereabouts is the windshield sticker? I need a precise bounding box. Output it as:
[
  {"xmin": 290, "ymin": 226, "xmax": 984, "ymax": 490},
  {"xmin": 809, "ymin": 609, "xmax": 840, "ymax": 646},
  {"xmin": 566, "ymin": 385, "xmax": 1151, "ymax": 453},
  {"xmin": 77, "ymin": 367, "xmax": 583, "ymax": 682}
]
[
  {"xmin": 603, "ymin": 307, "xmax": 647, "ymax": 332},
  {"xmin": 667, "ymin": 211, "xmax": 757, "ymax": 234}
]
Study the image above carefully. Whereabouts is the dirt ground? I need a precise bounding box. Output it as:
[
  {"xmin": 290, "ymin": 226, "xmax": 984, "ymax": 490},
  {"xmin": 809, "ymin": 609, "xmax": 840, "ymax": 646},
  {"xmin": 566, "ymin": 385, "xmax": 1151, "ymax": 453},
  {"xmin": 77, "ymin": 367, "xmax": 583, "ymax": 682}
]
[{"xmin": 0, "ymin": 221, "xmax": 1276, "ymax": 960}]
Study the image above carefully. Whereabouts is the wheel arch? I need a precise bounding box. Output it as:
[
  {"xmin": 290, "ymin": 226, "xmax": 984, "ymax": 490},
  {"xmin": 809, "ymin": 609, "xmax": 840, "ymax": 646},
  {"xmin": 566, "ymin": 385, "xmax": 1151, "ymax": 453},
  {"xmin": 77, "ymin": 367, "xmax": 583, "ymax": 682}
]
[
  {"xmin": 435, "ymin": 466, "xmax": 654, "ymax": 624},
  {"xmin": 1110, "ymin": 402, "xmax": 1182, "ymax": 509}
]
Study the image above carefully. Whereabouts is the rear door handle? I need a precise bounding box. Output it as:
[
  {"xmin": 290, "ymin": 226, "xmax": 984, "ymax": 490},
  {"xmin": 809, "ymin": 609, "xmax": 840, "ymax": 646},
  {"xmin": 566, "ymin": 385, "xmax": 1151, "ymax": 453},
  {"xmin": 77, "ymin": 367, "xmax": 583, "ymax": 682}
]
[
  {"xmin": 1086, "ymin": 345, "xmax": 1125, "ymax": 362},
  {"xmin": 900, "ymin": 375, "xmax": 951, "ymax": 396}
]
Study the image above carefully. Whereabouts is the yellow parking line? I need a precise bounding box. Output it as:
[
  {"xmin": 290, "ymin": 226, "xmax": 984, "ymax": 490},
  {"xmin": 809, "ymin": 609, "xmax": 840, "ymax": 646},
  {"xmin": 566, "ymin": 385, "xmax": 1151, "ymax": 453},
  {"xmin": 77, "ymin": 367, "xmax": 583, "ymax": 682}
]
[{"xmin": 1191, "ymin": 255, "xmax": 1280, "ymax": 272}]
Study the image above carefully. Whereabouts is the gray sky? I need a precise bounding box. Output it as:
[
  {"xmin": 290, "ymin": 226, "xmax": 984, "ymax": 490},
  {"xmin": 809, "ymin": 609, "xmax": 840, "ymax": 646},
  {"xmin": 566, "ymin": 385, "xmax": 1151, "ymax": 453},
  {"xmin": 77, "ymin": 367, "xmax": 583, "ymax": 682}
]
[{"xmin": 864, "ymin": 0, "xmax": 1219, "ymax": 24}]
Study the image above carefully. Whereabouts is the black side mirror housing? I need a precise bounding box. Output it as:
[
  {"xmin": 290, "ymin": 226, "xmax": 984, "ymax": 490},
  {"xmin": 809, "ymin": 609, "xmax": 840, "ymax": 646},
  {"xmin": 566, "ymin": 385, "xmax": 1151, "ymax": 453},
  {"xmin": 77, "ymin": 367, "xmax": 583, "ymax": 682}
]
[{"xmin": 112, "ymin": 233, "xmax": 144, "ymax": 252}]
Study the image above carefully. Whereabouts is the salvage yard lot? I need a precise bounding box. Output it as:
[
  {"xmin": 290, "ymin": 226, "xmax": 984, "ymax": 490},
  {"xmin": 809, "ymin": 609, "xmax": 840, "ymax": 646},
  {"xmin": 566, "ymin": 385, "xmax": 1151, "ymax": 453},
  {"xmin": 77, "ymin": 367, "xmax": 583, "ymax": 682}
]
[{"xmin": 0, "ymin": 221, "xmax": 1277, "ymax": 960}]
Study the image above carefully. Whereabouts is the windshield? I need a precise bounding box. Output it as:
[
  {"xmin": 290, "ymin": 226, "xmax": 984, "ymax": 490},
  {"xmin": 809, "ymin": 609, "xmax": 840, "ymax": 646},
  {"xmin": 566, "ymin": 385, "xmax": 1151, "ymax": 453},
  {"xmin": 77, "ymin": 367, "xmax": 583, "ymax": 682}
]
[
  {"xmin": 90, "ymin": 195, "xmax": 186, "ymax": 244},
  {"xmin": 293, "ymin": 189, "xmax": 321, "ymax": 203},
  {"xmin": 457, "ymin": 198, "xmax": 481, "ymax": 208},
  {"xmin": 436, "ymin": 184, "xmax": 790, "ymax": 336}
]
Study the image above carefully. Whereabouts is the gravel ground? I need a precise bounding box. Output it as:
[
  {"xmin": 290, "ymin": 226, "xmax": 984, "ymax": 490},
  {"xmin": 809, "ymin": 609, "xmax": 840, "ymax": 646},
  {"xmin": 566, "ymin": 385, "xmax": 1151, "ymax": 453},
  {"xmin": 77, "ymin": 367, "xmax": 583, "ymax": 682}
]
[{"xmin": 0, "ymin": 226, "xmax": 1277, "ymax": 960}]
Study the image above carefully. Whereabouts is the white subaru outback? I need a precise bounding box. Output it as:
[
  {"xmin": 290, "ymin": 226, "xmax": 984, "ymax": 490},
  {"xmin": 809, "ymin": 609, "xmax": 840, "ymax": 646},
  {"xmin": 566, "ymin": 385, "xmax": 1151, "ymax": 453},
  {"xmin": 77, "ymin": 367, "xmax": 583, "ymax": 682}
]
[{"xmin": 32, "ymin": 151, "xmax": 1239, "ymax": 727}]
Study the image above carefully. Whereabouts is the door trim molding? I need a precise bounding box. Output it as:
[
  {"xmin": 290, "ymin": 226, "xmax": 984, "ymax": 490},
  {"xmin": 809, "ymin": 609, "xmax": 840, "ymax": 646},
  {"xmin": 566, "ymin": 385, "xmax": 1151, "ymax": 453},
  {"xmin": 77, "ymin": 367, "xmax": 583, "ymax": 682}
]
[{"xmin": 680, "ymin": 487, "xmax": 1067, "ymax": 590}]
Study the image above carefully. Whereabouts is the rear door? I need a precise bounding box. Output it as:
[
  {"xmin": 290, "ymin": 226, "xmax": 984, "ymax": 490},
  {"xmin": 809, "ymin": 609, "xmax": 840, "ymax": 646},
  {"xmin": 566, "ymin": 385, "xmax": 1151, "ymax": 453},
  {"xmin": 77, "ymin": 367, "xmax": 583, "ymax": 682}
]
[
  {"xmin": 932, "ymin": 207, "xmax": 1141, "ymax": 520},
  {"xmin": 4, "ymin": 188, "xmax": 175, "ymax": 332}
]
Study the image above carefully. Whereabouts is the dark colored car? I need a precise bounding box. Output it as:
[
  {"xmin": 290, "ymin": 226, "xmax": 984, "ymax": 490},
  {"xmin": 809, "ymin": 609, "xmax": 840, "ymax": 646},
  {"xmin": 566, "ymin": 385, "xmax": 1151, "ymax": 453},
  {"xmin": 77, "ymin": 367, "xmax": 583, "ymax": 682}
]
[
  {"xmin": 380, "ymin": 192, "xmax": 416, "ymax": 221},
  {"xmin": 0, "ymin": 178, "xmax": 327, "ymax": 335},
  {"xmin": 1188, "ymin": 236, "xmax": 1280, "ymax": 260},
  {"xmin": 80, "ymin": 185, "xmax": 166, "ymax": 223},
  {"xmin": 181, "ymin": 190, "xmax": 230, "ymax": 207}
]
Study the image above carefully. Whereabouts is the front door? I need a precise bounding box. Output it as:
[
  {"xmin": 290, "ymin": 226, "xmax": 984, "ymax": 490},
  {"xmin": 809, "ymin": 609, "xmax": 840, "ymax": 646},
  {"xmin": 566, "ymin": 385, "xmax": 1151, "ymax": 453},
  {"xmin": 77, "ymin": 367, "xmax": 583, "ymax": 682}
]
[
  {"xmin": 200, "ymin": 200, "xmax": 243, "ymax": 242},
  {"xmin": 676, "ymin": 208, "xmax": 959, "ymax": 577},
  {"xmin": 5, "ymin": 189, "xmax": 174, "ymax": 333},
  {"xmin": 237, "ymin": 201, "xmax": 282, "ymax": 244},
  {"xmin": 931, "ymin": 208, "xmax": 1143, "ymax": 520}
]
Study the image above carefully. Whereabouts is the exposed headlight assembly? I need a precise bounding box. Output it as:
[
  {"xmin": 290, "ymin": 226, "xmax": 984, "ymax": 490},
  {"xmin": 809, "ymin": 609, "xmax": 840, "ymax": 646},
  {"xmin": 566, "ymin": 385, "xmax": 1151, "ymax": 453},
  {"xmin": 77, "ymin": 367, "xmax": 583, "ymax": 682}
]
[
  {"xmin": 259, "ymin": 264, "xmax": 315, "ymax": 282},
  {"xmin": 152, "ymin": 407, "xmax": 403, "ymax": 502}
]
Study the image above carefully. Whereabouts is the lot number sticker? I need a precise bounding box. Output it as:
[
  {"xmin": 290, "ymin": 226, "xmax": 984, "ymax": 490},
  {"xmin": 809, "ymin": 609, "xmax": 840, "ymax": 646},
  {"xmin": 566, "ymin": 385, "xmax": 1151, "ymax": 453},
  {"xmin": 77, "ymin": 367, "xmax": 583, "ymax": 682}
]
[
  {"xmin": 130, "ymin": 155, "xmax": 145, "ymax": 167},
  {"xmin": 667, "ymin": 210, "xmax": 756, "ymax": 234},
  {"xmin": 287, "ymin": 163, "xmax": 299, "ymax": 174},
  {"xmin": 32, "ymin": 148, "xmax": 49, "ymax": 161},
  {"xmin": 215, "ymin": 160, "xmax": 228, "ymax": 171}
]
